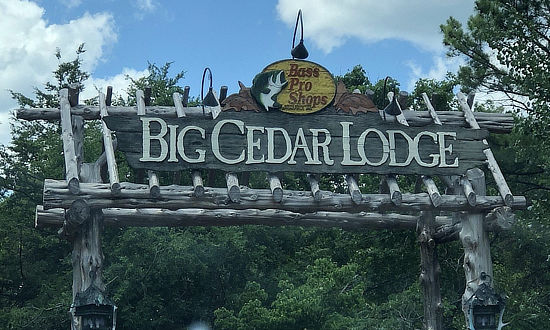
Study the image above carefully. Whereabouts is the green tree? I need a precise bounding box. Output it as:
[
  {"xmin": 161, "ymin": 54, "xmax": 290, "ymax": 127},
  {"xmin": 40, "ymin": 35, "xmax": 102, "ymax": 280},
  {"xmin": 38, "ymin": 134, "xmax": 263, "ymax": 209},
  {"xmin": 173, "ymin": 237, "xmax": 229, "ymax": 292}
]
[{"xmin": 442, "ymin": 1, "xmax": 550, "ymax": 327}]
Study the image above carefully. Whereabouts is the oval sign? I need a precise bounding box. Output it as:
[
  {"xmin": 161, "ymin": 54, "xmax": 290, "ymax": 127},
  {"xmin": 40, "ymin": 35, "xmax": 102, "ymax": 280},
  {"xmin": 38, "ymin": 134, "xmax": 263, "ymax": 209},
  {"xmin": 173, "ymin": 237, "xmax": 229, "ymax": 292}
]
[{"xmin": 263, "ymin": 59, "xmax": 335, "ymax": 115}]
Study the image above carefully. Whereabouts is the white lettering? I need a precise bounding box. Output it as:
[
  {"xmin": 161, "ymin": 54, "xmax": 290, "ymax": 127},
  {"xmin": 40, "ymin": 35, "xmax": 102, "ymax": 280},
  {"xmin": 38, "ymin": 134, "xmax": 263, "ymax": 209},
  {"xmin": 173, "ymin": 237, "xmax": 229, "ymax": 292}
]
[
  {"xmin": 212, "ymin": 119, "xmax": 245, "ymax": 164},
  {"xmin": 177, "ymin": 126, "xmax": 206, "ymax": 163},
  {"xmin": 310, "ymin": 128, "xmax": 334, "ymax": 165},
  {"xmin": 140, "ymin": 117, "xmax": 168, "ymax": 162}
]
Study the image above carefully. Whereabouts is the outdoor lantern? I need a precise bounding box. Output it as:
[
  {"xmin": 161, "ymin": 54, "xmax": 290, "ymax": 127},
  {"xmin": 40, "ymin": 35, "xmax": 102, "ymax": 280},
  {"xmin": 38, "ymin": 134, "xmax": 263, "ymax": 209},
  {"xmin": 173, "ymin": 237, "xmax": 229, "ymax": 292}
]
[
  {"xmin": 201, "ymin": 67, "xmax": 219, "ymax": 112},
  {"xmin": 291, "ymin": 9, "xmax": 309, "ymax": 59},
  {"xmin": 466, "ymin": 274, "xmax": 505, "ymax": 330},
  {"xmin": 74, "ymin": 284, "xmax": 116, "ymax": 330}
]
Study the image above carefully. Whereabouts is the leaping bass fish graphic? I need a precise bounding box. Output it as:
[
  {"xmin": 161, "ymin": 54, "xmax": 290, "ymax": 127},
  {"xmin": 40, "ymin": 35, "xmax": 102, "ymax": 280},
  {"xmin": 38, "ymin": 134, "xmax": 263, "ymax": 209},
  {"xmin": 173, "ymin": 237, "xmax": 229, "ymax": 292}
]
[{"xmin": 251, "ymin": 70, "xmax": 288, "ymax": 111}]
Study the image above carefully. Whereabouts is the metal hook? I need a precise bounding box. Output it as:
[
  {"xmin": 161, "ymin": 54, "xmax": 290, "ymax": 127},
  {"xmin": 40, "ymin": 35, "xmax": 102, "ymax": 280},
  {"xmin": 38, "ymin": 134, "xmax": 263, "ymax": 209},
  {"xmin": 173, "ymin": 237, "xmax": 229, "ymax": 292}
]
[
  {"xmin": 201, "ymin": 67, "xmax": 213, "ymax": 116},
  {"xmin": 291, "ymin": 10, "xmax": 308, "ymax": 59}
]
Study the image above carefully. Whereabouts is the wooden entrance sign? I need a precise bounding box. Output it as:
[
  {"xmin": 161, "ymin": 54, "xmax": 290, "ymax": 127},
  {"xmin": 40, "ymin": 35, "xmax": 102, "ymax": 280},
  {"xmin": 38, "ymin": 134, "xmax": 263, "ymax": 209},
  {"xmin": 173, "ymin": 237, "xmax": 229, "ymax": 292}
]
[
  {"xmin": 16, "ymin": 57, "xmax": 526, "ymax": 330},
  {"xmin": 104, "ymin": 110, "xmax": 489, "ymax": 175}
]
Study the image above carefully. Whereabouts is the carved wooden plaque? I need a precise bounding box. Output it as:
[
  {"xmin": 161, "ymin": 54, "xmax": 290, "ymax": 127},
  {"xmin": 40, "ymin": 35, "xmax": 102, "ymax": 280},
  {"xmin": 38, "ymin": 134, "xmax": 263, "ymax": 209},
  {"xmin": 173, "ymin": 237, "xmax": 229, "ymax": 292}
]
[{"xmin": 104, "ymin": 109, "xmax": 489, "ymax": 175}]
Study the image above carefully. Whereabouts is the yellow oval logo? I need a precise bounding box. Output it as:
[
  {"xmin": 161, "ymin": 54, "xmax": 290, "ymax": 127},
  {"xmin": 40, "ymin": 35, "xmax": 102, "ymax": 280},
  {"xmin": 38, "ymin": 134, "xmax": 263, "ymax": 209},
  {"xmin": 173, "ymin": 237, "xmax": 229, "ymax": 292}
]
[{"xmin": 263, "ymin": 60, "xmax": 335, "ymax": 114}]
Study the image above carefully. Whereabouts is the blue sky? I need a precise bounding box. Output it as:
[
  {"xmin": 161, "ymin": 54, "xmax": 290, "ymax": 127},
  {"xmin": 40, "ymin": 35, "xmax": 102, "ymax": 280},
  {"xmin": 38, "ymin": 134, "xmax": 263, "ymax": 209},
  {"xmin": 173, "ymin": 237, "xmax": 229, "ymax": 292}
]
[{"xmin": 0, "ymin": 0, "xmax": 476, "ymax": 146}]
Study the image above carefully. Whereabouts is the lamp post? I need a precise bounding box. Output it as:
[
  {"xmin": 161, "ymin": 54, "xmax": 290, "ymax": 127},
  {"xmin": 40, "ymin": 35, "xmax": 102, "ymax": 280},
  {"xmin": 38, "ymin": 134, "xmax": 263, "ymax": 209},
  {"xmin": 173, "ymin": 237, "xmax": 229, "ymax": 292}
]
[
  {"xmin": 466, "ymin": 273, "xmax": 506, "ymax": 330},
  {"xmin": 73, "ymin": 284, "xmax": 116, "ymax": 330}
]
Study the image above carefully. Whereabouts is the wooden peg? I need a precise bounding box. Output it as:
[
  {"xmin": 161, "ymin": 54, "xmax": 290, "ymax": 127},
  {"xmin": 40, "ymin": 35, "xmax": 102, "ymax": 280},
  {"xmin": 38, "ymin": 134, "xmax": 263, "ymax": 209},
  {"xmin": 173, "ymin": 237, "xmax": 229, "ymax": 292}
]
[
  {"xmin": 422, "ymin": 176, "xmax": 442, "ymax": 207},
  {"xmin": 461, "ymin": 176, "xmax": 477, "ymax": 206},
  {"xmin": 68, "ymin": 83, "xmax": 80, "ymax": 107},
  {"xmin": 148, "ymin": 170, "xmax": 160, "ymax": 198},
  {"xmin": 192, "ymin": 170, "xmax": 204, "ymax": 197},
  {"xmin": 173, "ymin": 92, "xmax": 186, "ymax": 117},
  {"xmin": 136, "ymin": 90, "xmax": 146, "ymax": 115},
  {"xmin": 385, "ymin": 175, "xmax": 402, "ymax": 205},
  {"xmin": 225, "ymin": 172, "xmax": 240, "ymax": 202},
  {"xmin": 345, "ymin": 174, "xmax": 362, "ymax": 204},
  {"xmin": 307, "ymin": 173, "xmax": 322, "ymax": 201},
  {"xmin": 219, "ymin": 86, "xmax": 228, "ymax": 104},
  {"xmin": 267, "ymin": 173, "xmax": 283, "ymax": 203},
  {"xmin": 106, "ymin": 86, "xmax": 113, "ymax": 106},
  {"xmin": 182, "ymin": 86, "xmax": 190, "ymax": 107},
  {"xmin": 144, "ymin": 86, "xmax": 152, "ymax": 106}
]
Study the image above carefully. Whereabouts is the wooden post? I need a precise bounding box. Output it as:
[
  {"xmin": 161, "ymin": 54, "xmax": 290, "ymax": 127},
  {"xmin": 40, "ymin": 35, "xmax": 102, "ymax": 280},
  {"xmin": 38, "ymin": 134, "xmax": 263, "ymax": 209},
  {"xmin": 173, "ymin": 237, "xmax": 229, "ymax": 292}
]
[
  {"xmin": 459, "ymin": 168, "xmax": 494, "ymax": 322},
  {"xmin": 59, "ymin": 89, "xmax": 80, "ymax": 194},
  {"xmin": 457, "ymin": 92, "xmax": 514, "ymax": 206},
  {"xmin": 418, "ymin": 210, "xmax": 443, "ymax": 329},
  {"xmin": 99, "ymin": 92, "xmax": 121, "ymax": 195},
  {"xmin": 67, "ymin": 116, "xmax": 110, "ymax": 330}
]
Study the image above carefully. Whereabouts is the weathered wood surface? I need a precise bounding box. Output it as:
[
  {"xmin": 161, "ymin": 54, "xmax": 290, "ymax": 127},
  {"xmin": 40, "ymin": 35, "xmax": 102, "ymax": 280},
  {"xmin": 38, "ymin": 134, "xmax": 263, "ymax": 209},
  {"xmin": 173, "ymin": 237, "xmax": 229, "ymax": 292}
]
[
  {"xmin": 268, "ymin": 173, "xmax": 283, "ymax": 202},
  {"xmin": 459, "ymin": 168, "xmax": 493, "ymax": 319},
  {"xmin": 422, "ymin": 93, "xmax": 442, "ymax": 125},
  {"xmin": 173, "ymin": 92, "xmax": 186, "ymax": 117},
  {"xmin": 307, "ymin": 173, "xmax": 322, "ymax": 201},
  {"xmin": 16, "ymin": 106, "xmax": 515, "ymax": 133},
  {"xmin": 457, "ymin": 92, "xmax": 514, "ymax": 206},
  {"xmin": 385, "ymin": 175, "xmax": 402, "ymax": 205},
  {"xmin": 422, "ymin": 176, "xmax": 442, "ymax": 207},
  {"xmin": 345, "ymin": 174, "xmax": 362, "ymax": 204},
  {"xmin": 37, "ymin": 206, "xmax": 420, "ymax": 229},
  {"xmin": 148, "ymin": 170, "xmax": 160, "ymax": 198},
  {"xmin": 59, "ymin": 89, "xmax": 80, "ymax": 194},
  {"xmin": 225, "ymin": 172, "xmax": 240, "ymax": 202},
  {"xmin": 99, "ymin": 92, "xmax": 121, "ymax": 195},
  {"xmin": 43, "ymin": 179, "xmax": 527, "ymax": 212},
  {"xmin": 418, "ymin": 211, "xmax": 443, "ymax": 329},
  {"xmin": 104, "ymin": 111, "xmax": 489, "ymax": 175},
  {"xmin": 192, "ymin": 170, "xmax": 204, "ymax": 197},
  {"xmin": 433, "ymin": 206, "xmax": 517, "ymax": 243}
]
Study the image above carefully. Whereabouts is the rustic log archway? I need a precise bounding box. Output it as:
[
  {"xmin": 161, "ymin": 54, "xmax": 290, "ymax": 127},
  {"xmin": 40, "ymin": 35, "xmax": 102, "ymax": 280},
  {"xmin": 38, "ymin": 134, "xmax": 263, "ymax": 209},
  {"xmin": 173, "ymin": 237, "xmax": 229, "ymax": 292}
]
[{"xmin": 17, "ymin": 84, "xmax": 525, "ymax": 329}]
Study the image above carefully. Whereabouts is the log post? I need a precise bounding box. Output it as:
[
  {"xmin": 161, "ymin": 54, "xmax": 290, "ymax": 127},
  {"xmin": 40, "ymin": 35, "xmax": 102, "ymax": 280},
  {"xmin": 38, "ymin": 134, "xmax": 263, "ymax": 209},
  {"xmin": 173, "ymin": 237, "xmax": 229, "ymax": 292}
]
[
  {"xmin": 418, "ymin": 210, "xmax": 443, "ymax": 329},
  {"xmin": 68, "ymin": 116, "xmax": 112, "ymax": 329},
  {"xmin": 459, "ymin": 168, "xmax": 494, "ymax": 322}
]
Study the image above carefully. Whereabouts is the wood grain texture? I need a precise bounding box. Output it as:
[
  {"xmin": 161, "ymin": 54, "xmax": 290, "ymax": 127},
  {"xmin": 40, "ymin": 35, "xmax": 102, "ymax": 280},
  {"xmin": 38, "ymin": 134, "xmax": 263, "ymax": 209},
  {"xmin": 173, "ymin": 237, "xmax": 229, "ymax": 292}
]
[
  {"xmin": 458, "ymin": 92, "xmax": 514, "ymax": 206},
  {"xmin": 16, "ymin": 106, "xmax": 515, "ymax": 133},
  {"xmin": 104, "ymin": 110, "xmax": 489, "ymax": 175},
  {"xmin": 99, "ymin": 92, "xmax": 120, "ymax": 195},
  {"xmin": 43, "ymin": 179, "xmax": 527, "ymax": 213},
  {"xmin": 59, "ymin": 89, "xmax": 80, "ymax": 194},
  {"xmin": 418, "ymin": 210, "xmax": 443, "ymax": 329},
  {"xmin": 459, "ymin": 168, "xmax": 493, "ymax": 318}
]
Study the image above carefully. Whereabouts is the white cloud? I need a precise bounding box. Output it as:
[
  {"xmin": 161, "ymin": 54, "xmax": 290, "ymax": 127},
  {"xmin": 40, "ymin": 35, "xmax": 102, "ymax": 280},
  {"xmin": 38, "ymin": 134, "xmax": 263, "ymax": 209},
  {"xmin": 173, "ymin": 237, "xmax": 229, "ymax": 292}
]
[
  {"xmin": 406, "ymin": 55, "xmax": 465, "ymax": 90},
  {"xmin": 81, "ymin": 68, "xmax": 149, "ymax": 101},
  {"xmin": 137, "ymin": 0, "xmax": 156, "ymax": 12},
  {"xmin": 60, "ymin": 0, "xmax": 82, "ymax": 8},
  {"xmin": 0, "ymin": 0, "xmax": 117, "ymax": 146},
  {"xmin": 276, "ymin": 0, "xmax": 475, "ymax": 53}
]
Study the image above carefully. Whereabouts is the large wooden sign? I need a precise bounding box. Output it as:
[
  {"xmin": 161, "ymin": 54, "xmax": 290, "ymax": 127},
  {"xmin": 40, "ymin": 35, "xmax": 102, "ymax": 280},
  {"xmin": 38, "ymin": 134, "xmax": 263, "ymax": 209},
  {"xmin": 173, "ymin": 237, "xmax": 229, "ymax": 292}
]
[{"xmin": 104, "ymin": 109, "xmax": 488, "ymax": 175}]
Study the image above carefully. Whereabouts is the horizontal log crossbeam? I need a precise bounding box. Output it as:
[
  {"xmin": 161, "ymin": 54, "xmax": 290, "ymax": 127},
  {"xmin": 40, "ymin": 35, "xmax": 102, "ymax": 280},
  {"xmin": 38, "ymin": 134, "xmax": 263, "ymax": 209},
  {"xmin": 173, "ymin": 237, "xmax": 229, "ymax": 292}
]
[
  {"xmin": 43, "ymin": 179, "xmax": 526, "ymax": 213},
  {"xmin": 35, "ymin": 205, "xmax": 517, "ymax": 243},
  {"xmin": 17, "ymin": 106, "xmax": 515, "ymax": 133}
]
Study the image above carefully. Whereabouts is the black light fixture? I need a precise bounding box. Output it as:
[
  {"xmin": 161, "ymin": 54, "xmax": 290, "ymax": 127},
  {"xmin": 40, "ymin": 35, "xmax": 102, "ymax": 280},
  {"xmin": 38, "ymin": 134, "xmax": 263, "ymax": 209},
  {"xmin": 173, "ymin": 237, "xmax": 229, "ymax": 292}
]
[
  {"xmin": 291, "ymin": 9, "xmax": 309, "ymax": 59},
  {"xmin": 382, "ymin": 76, "xmax": 401, "ymax": 119},
  {"xmin": 201, "ymin": 67, "xmax": 219, "ymax": 115},
  {"xmin": 466, "ymin": 273, "xmax": 506, "ymax": 330},
  {"xmin": 73, "ymin": 284, "xmax": 116, "ymax": 330}
]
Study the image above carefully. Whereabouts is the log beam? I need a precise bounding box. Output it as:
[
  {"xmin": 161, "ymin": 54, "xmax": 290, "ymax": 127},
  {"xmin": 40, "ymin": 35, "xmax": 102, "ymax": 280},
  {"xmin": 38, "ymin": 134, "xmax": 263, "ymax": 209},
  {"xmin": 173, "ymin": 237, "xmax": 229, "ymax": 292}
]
[
  {"xmin": 43, "ymin": 179, "xmax": 527, "ymax": 213},
  {"xmin": 16, "ymin": 106, "xmax": 515, "ymax": 133}
]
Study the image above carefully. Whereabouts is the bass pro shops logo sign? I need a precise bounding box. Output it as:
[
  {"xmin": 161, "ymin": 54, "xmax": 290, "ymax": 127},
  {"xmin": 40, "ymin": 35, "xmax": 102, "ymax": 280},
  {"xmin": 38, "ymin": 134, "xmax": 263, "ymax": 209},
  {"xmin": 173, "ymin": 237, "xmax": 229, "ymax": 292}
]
[{"xmin": 251, "ymin": 60, "xmax": 336, "ymax": 115}]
